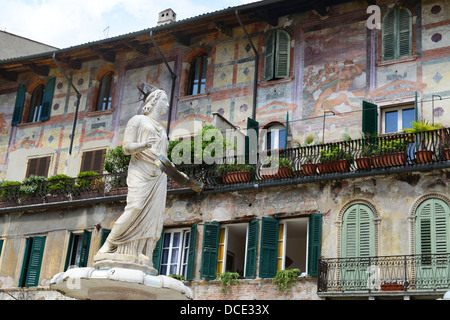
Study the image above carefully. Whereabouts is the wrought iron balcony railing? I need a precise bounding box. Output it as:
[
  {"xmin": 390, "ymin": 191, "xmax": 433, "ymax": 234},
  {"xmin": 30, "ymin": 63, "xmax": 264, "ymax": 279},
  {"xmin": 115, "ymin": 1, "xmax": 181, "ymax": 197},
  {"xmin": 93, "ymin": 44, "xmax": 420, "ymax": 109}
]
[
  {"xmin": 318, "ymin": 253, "xmax": 450, "ymax": 293},
  {"xmin": 1, "ymin": 127, "xmax": 450, "ymax": 209}
]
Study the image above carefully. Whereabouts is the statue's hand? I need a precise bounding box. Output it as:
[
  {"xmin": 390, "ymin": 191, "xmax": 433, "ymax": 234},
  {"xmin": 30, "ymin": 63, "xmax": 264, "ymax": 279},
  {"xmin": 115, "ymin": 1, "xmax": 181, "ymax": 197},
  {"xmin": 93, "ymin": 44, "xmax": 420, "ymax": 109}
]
[{"xmin": 145, "ymin": 137, "xmax": 158, "ymax": 148}]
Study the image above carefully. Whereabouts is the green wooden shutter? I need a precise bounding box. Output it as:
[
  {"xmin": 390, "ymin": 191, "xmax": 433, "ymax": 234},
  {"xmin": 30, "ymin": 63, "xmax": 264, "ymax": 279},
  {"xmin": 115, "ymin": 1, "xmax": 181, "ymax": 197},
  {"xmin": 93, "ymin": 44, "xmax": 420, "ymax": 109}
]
[
  {"xmin": 20, "ymin": 236, "xmax": 46, "ymax": 287},
  {"xmin": 186, "ymin": 223, "xmax": 197, "ymax": 281},
  {"xmin": 307, "ymin": 213, "xmax": 322, "ymax": 276},
  {"xmin": 99, "ymin": 229, "xmax": 111, "ymax": 249},
  {"xmin": 259, "ymin": 217, "xmax": 278, "ymax": 278},
  {"xmin": 245, "ymin": 219, "xmax": 259, "ymax": 279},
  {"xmin": 200, "ymin": 222, "xmax": 220, "ymax": 280},
  {"xmin": 398, "ymin": 7, "xmax": 412, "ymax": 58},
  {"xmin": 362, "ymin": 101, "xmax": 378, "ymax": 137},
  {"xmin": 263, "ymin": 31, "xmax": 275, "ymax": 81},
  {"xmin": 416, "ymin": 199, "xmax": 450, "ymax": 255},
  {"xmin": 12, "ymin": 84, "xmax": 26, "ymax": 126},
  {"xmin": 342, "ymin": 204, "xmax": 375, "ymax": 258},
  {"xmin": 79, "ymin": 230, "xmax": 91, "ymax": 267},
  {"xmin": 275, "ymin": 30, "xmax": 290, "ymax": 79},
  {"xmin": 382, "ymin": 9, "xmax": 396, "ymax": 61},
  {"xmin": 40, "ymin": 77, "xmax": 55, "ymax": 121},
  {"xmin": 64, "ymin": 232, "xmax": 74, "ymax": 271},
  {"xmin": 152, "ymin": 227, "xmax": 165, "ymax": 272}
]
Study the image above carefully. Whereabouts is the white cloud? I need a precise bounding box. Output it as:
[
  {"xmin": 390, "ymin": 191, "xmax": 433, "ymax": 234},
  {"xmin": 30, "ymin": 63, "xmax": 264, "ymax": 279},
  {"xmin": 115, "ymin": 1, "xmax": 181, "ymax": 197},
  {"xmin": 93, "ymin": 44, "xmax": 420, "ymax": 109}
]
[{"xmin": 0, "ymin": 0, "xmax": 261, "ymax": 49}]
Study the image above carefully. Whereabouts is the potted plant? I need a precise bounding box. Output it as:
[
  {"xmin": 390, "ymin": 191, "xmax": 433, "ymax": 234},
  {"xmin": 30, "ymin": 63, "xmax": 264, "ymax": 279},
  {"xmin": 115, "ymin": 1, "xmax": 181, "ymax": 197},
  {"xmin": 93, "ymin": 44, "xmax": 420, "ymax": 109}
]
[
  {"xmin": 372, "ymin": 138, "xmax": 408, "ymax": 168},
  {"xmin": 47, "ymin": 174, "xmax": 74, "ymax": 202},
  {"xmin": 260, "ymin": 156, "xmax": 293, "ymax": 179},
  {"xmin": 355, "ymin": 133, "xmax": 376, "ymax": 170},
  {"xmin": 219, "ymin": 163, "xmax": 255, "ymax": 184},
  {"xmin": 19, "ymin": 175, "xmax": 47, "ymax": 205},
  {"xmin": 75, "ymin": 171, "xmax": 105, "ymax": 199},
  {"xmin": 298, "ymin": 133, "xmax": 317, "ymax": 175},
  {"xmin": 318, "ymin": 145, "xmax": 353, "ymax": 173},
  {"xmin": 103, "ymin": 146, "xmax": 130, "ymax": 195},
  {"xmin": 403, "ymin": 121, "xmax": 442, "ymax": 164},
  {"xmin": 0, "ymin": 181, "xmax": 21, "ymax": 207}
]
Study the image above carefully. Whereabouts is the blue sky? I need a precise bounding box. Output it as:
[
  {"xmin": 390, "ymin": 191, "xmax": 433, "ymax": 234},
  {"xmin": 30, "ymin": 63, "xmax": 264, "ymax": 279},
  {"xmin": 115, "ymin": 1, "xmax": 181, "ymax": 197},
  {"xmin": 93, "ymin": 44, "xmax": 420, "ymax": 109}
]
[{"xmin": 0, "ymin": 0, "xmax": 258, "ymax": 49}]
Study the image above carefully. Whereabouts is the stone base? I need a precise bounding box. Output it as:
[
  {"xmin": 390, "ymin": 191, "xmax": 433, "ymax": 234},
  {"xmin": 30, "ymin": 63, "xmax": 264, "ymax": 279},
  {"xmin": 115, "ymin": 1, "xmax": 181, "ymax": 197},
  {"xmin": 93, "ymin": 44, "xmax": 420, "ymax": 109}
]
[{"xmin": 49, "ymin": 266, "xmax": 193, "ymax": 300}]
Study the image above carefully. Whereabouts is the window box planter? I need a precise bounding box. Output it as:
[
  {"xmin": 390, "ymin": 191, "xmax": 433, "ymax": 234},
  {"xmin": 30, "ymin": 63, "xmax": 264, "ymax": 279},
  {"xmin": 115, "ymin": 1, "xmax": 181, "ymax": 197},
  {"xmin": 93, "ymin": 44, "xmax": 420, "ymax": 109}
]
[
  {"xmin": 414, "ymin": 149, "xmax": 434, "ymax": 164},
  {"xmin": 380, "ymin": 283, "xmax": 404, "ymax": 291},
  {"xmin": 355, "ymin": 156, "xmax": 372, "ymax": 170},
  {"xmin": 223, "ymin": 171, "xmax": 252, "ymax": 184},
  {"xmin": 318, "ymin": 159, "xmax": 350, "ymax": 174},
  {"xmin": 260, "ymin": 166, "xmax": 293, "ymax": 179},
  {"xmin": 318, "ymin": 146, "xmax": 353, "ymax": 173},
  {"xmin": 372, "ymin": 152, "xmax": 406, "ymax": 168},
  {"xmin": 302, "ymin": 162, "xmax": 317, "ymax": 176}
]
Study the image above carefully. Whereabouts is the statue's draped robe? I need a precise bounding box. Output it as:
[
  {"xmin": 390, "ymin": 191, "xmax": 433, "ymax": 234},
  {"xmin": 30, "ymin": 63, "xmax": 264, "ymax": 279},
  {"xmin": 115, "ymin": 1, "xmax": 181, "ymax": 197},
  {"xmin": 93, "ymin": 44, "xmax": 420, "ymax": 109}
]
[{"xmin": 102, "ymin": 115, "xmax": 168, "ymax": 257}]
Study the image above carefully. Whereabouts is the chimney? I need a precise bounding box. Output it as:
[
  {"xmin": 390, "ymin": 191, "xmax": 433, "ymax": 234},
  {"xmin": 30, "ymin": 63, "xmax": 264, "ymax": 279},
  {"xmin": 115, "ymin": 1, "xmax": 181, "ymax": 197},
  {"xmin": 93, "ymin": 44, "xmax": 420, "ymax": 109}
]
[{"xmin": 158, "ymin": 9, "xmax": 176, "ymax": 26}]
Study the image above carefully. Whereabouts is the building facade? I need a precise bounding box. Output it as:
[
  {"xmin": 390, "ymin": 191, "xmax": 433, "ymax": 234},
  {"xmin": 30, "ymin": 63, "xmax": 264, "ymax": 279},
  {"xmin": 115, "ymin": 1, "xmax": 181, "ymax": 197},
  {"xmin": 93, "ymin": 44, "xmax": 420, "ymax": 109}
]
[{"xmin": 0, "ymin": 0, "xmax": 449, "ymax": 300}]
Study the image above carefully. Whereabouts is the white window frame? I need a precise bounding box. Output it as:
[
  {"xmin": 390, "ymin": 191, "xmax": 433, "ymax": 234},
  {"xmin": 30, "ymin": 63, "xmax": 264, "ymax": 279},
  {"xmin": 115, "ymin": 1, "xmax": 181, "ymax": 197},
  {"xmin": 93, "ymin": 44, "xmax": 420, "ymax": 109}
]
[
  {"xmin": 261, "ymin": 123, "xmax": 286, "ymax": 151},
  {"xmin": 277, "ymin": 218, "xmax": 309, "ymax": 275},
  {"xmin": 217, "ymin": 223, "xmax": 250, "ymax": 277},
  {"xmin": 160, "ymin": 228, "xmax": 191, "ymax": 277},
  {"xmin": 381, "ymin": 104, "xmax": 415, "ymax": 134}
]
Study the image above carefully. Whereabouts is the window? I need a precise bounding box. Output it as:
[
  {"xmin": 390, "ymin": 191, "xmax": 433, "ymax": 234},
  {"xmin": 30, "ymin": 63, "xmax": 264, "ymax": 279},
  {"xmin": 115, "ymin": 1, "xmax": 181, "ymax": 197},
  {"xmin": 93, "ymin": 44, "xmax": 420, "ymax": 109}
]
[
  {"xmin": 263, "ymin": 123, "xmax": 287, "ymax": 150},
  {"xmin": 341, "ymin": 204, "xmax": 375, "ymax": 258},
  {"xmin": 263, "ymin": 29, "xmax": 291, "ymax": 81},
  {"xmin": 382, "ymin": 7, "xmax": 412, "ymax": 61},
  {"xmin": 188, "ymin": 54, "xmax": 207, "ymax": 95},
  {"xmin": 96, "ymin": 72, "xmax": 114, "ymax": 111},
  {"xmin": 64, "ymin": 230, "xmax": 92, "ymax": 271},
  {"xmin": 276, "ymin": 218, "xmax": 309, "ymax": 273},
  {"xmin": 382, "ymin": 105, "xmax": 415, "ymax": 133},
  {"xmin": 201, "ymin": 220, "xmax": 259, "ymax": 280},
  {"xmin": 0, "ymin": 239, "xmax": 4, "ymax": 261},
  {"xmin": 11, "ymin": 78, "xmax": 55, "ymax": 126},
  {"xmin": 159, "ymin": 229, "xmax": 191, "ymax": 277},
  {"xmin": 80, "ymin": 149, "xmax": 106, "ymax": 174},
  {"xmin": 26, "ymin": 156, "xmax": 51, "ymax": 178},
  {"xmin": 19, "ymin": 236, "xmax": 46, "ymax": 287},
  {"xmin": 27, "ymin": 85, "xmax": 44, "ymax": 123}
]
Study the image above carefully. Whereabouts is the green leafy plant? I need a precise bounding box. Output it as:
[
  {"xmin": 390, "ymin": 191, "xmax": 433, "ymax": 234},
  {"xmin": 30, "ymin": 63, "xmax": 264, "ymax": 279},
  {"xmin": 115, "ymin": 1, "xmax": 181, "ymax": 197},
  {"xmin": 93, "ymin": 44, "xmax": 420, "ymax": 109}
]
[
  {"xmin": 216, "ymin": 272, "xmax": 240, "ymax": 293},
  {"xmin": 374, "ymin": 138, "xmax": 408, "ymax": 155},
  {"xmin": 219, "ymin": 163, "xmax": 255, "ymax": 174},
  {"xmin": 103, "ymin": 146, "xmax": 131, "ymax": 173},
  {"xmin": 76, "ymin": 171, "xmax": 104, "ymax": 193},
  {"xmin": 319, "ymin": 145, "xmax": 354, "ymax": 163},
  {"xmin": 0, "ymin": 181, "xmax": 21, "ymax": 202},
  {"xmin": 262, "ymin": 156, "xmax": 293, "ymax": 170},
  {"xmin": 20, "ymin": 175, "xmax": 48, "ymax": 199},
  {"xmin": 402, "ymin": 120, "xmax": 442, "ymax": 133},
  {"xmin": 169, "ymin": 274, "xmax": 185, "ymax": 281},
  {"xmin": 272, "ymin": 268, "xmax": 300, "ymax": 292},
  {"xmin": 47, "ymin": 174, "xmax": 74, "ymax": 195}
]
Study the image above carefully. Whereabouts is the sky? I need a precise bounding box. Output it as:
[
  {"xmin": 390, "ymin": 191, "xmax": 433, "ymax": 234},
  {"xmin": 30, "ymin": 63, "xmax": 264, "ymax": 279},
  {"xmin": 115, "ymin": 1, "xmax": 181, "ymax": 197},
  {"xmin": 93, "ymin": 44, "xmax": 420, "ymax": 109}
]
[{"xmin": 0, "ymin": 0, "xmax": 258, "ymax": 49}]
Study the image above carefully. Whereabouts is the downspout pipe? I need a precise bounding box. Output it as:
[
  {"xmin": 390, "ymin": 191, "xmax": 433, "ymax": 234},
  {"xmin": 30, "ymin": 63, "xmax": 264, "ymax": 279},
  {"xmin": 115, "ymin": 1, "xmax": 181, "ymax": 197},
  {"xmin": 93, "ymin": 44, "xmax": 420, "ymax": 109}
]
[
  {"xmin": 235, "ymin": 10, "xmax": 259, "ymax": 120},
  {"xmin": 150, "ymin": 30, "xmax": 176, "ymax": 138},
  {"xmin": 52, "ymin": 53, "xmax": 82, "ymax": 155}
]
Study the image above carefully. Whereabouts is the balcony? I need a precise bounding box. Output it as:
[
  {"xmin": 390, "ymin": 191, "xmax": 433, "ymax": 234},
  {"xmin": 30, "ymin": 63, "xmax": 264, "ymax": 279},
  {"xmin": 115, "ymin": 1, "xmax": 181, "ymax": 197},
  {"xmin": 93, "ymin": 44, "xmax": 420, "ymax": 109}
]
[
  {"xmin": 1, "ymin": 128, "xmax": 450, "ymax": 211},
  {"xmin": 318, "ymin": 253, "xmax": 450, "ymax": 297}
]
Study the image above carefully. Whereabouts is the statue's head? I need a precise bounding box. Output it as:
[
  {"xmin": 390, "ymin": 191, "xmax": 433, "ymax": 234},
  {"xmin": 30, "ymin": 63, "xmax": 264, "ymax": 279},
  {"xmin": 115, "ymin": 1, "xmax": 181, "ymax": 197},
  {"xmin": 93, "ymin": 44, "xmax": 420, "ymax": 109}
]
[{"xmin": 142, "ymin": 89, "xmax": 167, "ymax": 115}]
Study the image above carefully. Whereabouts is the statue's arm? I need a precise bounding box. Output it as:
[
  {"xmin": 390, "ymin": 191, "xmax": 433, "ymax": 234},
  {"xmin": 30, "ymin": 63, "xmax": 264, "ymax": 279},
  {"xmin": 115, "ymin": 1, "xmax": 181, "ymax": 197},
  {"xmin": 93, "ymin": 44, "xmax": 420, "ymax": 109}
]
[{"xmin": 122, "ymin": 117, "xmax": 158, "ymax": 159}]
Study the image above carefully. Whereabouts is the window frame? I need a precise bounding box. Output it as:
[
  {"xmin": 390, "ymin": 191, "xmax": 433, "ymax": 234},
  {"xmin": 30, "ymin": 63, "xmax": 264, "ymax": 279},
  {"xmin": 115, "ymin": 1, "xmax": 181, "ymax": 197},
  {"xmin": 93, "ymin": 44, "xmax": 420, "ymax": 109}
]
[
  {"xmin": 188, "ymin": 53, "xmax": 208, "ymax": 96},
  {"xmin": 263, "ymin": 29, "xmax": 291, "ymax": 81},
  {"xmin": 381, "ymin": 6, "xmax": 413, "ymax": 61},
  {"xmin": 381, "ymin": 104, "xmax": 415, "ymax": 134},
  {"xmin": 159, "ymin": 228, "xmax": 192, "ymax": 278},
  {"xmin": 262, "ymin": 123, "xmax": 287, "ymax": 151},
  {"xmin": 25, "ymin": 156, "xmax": 51, "ymax": 178},
  {"xmin": 64, "ymin": 230, "xmax": 92, "ymax": 271},
  {"xmin": 27, "ymin": 84, "xmax": 45, "ymax": 123},
  {"xmin": 80, "ymin": 149, "xmax": 106, "ymax": 174},
  {"xmin": 95, "ymin": 71, "xmax": 114, "ymax": 111}
]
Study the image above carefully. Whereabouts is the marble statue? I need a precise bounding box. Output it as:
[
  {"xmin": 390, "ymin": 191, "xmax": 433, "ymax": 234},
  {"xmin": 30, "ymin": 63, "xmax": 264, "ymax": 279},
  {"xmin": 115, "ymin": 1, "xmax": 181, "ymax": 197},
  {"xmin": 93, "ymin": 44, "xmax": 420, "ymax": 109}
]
[{"xmin": 94, "ymin": 88, "xmax": 169, "ymax": 272}]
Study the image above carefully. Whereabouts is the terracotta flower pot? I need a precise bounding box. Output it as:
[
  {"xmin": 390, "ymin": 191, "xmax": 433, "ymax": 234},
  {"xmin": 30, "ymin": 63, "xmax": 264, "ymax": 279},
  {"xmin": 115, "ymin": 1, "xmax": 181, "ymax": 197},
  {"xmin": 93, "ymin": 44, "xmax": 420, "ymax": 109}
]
[
  {"xmin": 380, "ymin": 283, "xmax": 403, "ymax": 291},
  {"xmin": 355, "ymin": 157, "xmax": 371, "ymax": 170},
  {"xmin": 372, "ymin": 152, "xmax": 406, "ymax": 168},
  {"xmin": 302, "ymin": 163, "xmax": 317, "ymax": 176},
  {"xmin": 260, "ymin": 166, "xmax": 292, "ymax": 180},
  {"xmin": 223, "ymin": 171, "xmax": 251, "ymax": 184},
  {"xmin": 318, "ymin": 159, "xmax": 350, "ymax": 174},
  {"xmin": 415, "ymin": 149, "xmax": 434, "ymax": 164}
]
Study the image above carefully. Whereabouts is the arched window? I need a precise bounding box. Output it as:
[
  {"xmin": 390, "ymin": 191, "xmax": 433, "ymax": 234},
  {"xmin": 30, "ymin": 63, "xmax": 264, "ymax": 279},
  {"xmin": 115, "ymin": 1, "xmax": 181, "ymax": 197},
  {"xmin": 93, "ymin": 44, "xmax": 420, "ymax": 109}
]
[
  {"xmin": 27, "ymin": 85, "xmax": 44, "ymax": 123},
  {"xmin": 188, "ymin": 53, "xmax": 207, "ymax": 95},
  {"xmin": 415, "ymin": 198, "xmax": 450, "ymax": 256},
  {"xmin": 342, "ymin": 204, "xmax": 375, "ymax": 258},
  {"xmin": 263, "ymin": 29, "xmax": 290, "ymax": 81},
  {"xmin": 382, "ymin": 7, "xmax": 412, "ymax": 61},
  {"xmin": 96, "ymin": 71, "xmax": 114, "ymax": 111}
]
